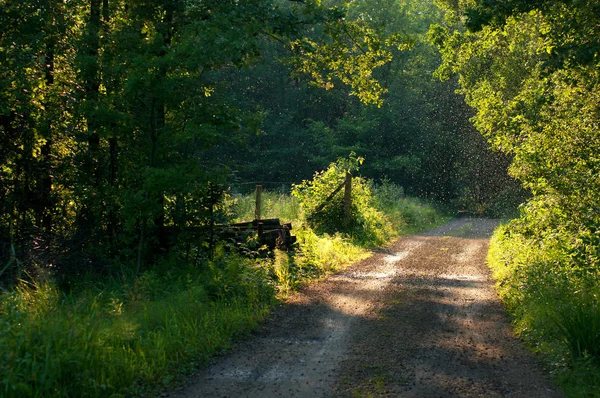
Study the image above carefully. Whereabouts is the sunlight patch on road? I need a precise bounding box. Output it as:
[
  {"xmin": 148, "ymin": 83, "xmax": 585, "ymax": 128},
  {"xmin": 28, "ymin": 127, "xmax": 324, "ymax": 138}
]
[
  {"xmin": 438, "ymin": 274, "xmax": 486, "ymax": 282},
  {"xmin": 384, "ymin": 251, "xmax": 410, "ymax": 264},
  {"xmin": 452, "ymin": 242, "xmax": 482, "ymax": 263},
  {"xmin": 343, "ymin": 271, "xmax": 397, "ymax": 279}
]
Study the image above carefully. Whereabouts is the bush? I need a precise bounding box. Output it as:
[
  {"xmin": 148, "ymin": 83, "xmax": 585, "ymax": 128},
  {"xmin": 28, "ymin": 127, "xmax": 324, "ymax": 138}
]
[
  {"xmin": 292, "ymin": 155, "xmax": 396, "ymax": 246},
  {"xmin": 487, "ymin": 220, "xmax": 600, "ymax": 396}
]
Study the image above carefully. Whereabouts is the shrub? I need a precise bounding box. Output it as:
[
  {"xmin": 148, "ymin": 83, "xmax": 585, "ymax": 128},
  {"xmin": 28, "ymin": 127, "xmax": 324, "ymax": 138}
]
[
  {"xmin": 292, "ymin": 154, "xmax": 395, "ymax": 245},
  {"xmin": 488, "ymin": 220, "xmax": 600, "ymax": 396}
]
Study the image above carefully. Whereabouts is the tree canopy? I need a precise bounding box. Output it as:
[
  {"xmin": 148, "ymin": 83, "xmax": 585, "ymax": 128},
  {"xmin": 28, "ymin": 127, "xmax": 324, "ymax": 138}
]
[
  {"xmin": 1, "ymin": 0, "xmax": 519, "ymax": 282},
  {"xmin": 432, "ymin": 0, "xmax": 600, "ymax": 282}
]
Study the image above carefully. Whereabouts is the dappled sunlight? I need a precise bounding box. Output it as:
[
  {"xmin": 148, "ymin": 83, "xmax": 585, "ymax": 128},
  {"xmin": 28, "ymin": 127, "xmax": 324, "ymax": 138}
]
[
  {"xmin": 437, "ymin": 274, "xmax": 487, "ymax": 282},
  {"xmin": 168, "ymin": 219, "xmax": 561, "ymax": 397},
  {"xmin": 339, "ymin": 270, "xmax": 397, "ymax": 279},
  {"xmin": 383, "ymin": 252, "xmax": 410, "ymax": 264},
  {"xmin": 329, "ymin": 219, "xmax": 560, "ymax": 397},
  {"xmin": 336, "ymin": 267, "xmax": 556, "ymax": 396}
]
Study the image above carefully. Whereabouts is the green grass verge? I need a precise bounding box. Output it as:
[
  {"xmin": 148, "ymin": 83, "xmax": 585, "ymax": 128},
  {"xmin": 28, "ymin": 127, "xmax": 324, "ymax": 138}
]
[
  {"xmin": 1, "ymin": 266, "xmax": 274, "ymax": 397},
  {"xmin": 487, "ymin": 223, "xmax": 600, "ymax": 397},
  {"xmin": 1, "ymin": 190, "xmax": 445, "ymax": 397}
]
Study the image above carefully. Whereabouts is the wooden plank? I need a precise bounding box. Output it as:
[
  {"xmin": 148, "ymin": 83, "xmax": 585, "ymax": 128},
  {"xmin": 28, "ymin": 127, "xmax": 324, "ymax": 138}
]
[{"xmin": 180, "ymin": 218, "xmax": 296, "ymax": 251}]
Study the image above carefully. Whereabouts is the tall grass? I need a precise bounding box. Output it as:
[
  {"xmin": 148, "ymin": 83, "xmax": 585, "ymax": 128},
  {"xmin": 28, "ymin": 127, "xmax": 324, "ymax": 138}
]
[
  {"xmin": 487, "ymin": 224, "xmax": 600, "ymax": 397},
  {"xmin": 229, "ymin": 191, "xmax": 300, "ymax": 223},
  {"xmin": 552, "ymin": 291, "xmax": 600, "ymax": 360},
  {"xmin": 0, "ymin": 188, "xmax": 444, "ymax": 397},
  {"xmin": 1, "ymin": 262, "xmax": 274, "ymax": 397},
  {"xmin": 372, "ymin": 182, "xmax": 445, "ymax": 234}
]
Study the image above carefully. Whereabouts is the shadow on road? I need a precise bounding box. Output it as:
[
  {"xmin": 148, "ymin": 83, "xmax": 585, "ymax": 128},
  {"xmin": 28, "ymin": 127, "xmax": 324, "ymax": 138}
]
[{"xmin": 170, "ymin": 219, "xmax": 560, "ymax": 398}]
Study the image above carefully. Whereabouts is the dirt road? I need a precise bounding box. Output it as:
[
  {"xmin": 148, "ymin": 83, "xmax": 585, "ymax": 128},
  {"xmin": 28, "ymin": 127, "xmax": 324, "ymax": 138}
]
[{"xmin": 170, "ymin": 218, "xmax": 561, "ymax": 397}]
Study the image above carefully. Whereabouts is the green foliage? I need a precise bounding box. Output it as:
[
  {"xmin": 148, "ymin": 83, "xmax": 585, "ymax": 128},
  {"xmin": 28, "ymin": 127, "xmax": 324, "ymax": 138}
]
[
  {"xmin": 0, "ymin": 169, "xmax": 446, "ymax": 397},
  {"xmin": 436, "ymin": 1, "xmax": 600, "ymax": 392},
  {"xmin": 0, "ymin": 209, "xmax": 364, "ymax": 397},
  {"xmin": 229, "ymin": 0, "xmax": 519, "ymax": 214},
  {"xmin": 0, "ymin": 264, "xmax": 272, "ymax": 398},
  {"xmin": 292, "ymin": 155, "xmax": 395, "ymax": 245},
  {"xmin": 488, "ymin": 223, "xmax": 600, "ymax": 396},
  {"xmin": 434, "ymin": 2, "xmax": 600, "ymax": 223},
  {"xmin": 229, "ymin": 191, "xmax": 301, "ymax": 224},
  {"xmin": 559, "ymin": 357, "xmax": 600, "ymax": 398},
  {"xmin": 228, "ymin": 183, "xmax": 445, "ymax": 296},
  {"xmin": 372, "ymin": 180, "xmax": 445, "ymax": 233},
  {"xmin": 1, "ymin": 0, "xmax": 405, "ymax": 283},
  {"xmin": 203, "ymin": 253, "xmax": 275, "ymax": 303},
  {"xmin": 290, "ymin": 10, "xmax": 413, "ymax": 107},
  {"xmin": 293, "ymin": 225, "xmax": 370, "ymax": 277},
  {"xmin": 552, "ymin": 292, "xmax": 600, "ymax": 360}
]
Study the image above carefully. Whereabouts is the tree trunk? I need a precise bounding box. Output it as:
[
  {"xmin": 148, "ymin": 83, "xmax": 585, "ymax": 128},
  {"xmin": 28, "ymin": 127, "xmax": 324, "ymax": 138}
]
[
  {"xmin": 76, "ymin": 0, "xmax": 102, "ymax": 245},
  {"xmin": 40, "ymin": 14, "xmax": 56, "ymax": 236},
  {"xmin": 86, "ymin": 0, "xmax": 101, "ymax": 186},
  {"xmin": 152, "ymin": 1, "xmax": 175, "ymax": 253},
  {"xmin": 102, "ymin": 0, "xmax": 119, "ymax": 255}
]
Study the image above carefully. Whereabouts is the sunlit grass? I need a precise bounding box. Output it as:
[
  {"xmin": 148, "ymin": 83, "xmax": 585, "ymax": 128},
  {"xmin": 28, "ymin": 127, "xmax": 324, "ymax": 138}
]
[
  {"xmin": 229, "ymin": 191, "xmax": 301, "ymax": 223},
  {"xmin": 0, "ymin": 274, "xmax": 271, "ymax": 397},
  {"xmin": 0, "ymin": 188, "xmax": 445, "ymax": 397},
  {"xmin": 487, "ymin": 224, "xmax": 600, "ymax": 397}
]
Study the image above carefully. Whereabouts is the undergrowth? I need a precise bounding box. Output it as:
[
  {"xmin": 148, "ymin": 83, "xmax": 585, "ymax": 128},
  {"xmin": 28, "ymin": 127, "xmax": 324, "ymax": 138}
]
[
  {"xmin": 488, "ymin": 222, "xmax": 600, "ymax": 397},
  {"xmin": 229, "ymin": 191, "xmax": 301, "ymax": 224},
  {"xmin": 291, "ymin": 155, "xmax": 445, "ymax": 247},
  {"xmin": 0, "ymin": 262, "xmax": 274, "ymax": 398},
  {"xmin": 0, "ymin": 162, "xmax": 445, "ymax": 397}
]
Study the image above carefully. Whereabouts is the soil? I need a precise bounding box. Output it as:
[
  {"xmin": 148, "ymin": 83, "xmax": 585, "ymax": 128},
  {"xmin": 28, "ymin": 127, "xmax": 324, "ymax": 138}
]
[{"xmin": 168, "ymin": 218, "xmax": 562, "ymax": 397}]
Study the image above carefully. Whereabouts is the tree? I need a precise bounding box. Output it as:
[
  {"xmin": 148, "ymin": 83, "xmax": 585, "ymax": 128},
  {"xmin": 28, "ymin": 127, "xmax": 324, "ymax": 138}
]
[
  {"xmin": 0, "ymin": 0, "xmax": 407, "ymax": 281},
  {"xmin": 230, "ymin": 0, "xmax": 520, "ymax": 213},
  {"xmin": 432, "ymin": 0, "xmax": 600, "ymax": 269},
  {"xmin": 0, "ymin": 0, "xmax": 81, "ymax": 278}
]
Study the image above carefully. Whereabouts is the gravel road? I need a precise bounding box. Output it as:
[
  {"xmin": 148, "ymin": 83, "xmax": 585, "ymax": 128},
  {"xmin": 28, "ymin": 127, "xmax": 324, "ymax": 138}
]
[{"xmin": 169, "ymin": 218, "xmax": 561, "ymax": 398}]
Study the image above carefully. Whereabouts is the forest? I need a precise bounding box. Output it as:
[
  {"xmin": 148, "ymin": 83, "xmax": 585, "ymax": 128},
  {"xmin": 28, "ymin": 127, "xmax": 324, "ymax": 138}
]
[{"xmin": 0, "ymin": 0, "xmax": 598, "ymax": 396}]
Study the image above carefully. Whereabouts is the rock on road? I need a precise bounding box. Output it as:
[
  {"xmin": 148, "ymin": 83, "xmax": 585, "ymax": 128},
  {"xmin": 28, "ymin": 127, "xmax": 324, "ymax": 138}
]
[{"xmin": 169, "ymin": 218, "xmax": 561, "ymax": 398}]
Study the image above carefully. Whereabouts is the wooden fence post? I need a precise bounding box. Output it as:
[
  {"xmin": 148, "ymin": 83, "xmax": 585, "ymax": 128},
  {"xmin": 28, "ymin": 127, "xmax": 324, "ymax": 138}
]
[
  {"xmin": 255, "ymin": 184, "xmax": 262, "ymax": 220},
  {"xmin": 344, "ymin": 171, "xmax": 352, "ymax": 226}
]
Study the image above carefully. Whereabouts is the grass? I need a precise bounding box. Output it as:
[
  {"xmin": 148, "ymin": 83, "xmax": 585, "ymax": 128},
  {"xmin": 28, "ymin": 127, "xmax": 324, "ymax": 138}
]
[
  {"xmin": 0, "ymin": 188, "xmax": 445, "ymax": 397},
  {"xmin": 229, "ymin": 191, "xmax": 300, "ymax": 224},
  {"xmin": 552, "ymin": 292, "xmax": 600, "ymax": 359},
  {"xmin": 487, "ymin": 223, "xmax": 600, "ymax": 397},
  {"xmin": 1, "ymin": 264, "xmax": 273, "ymax": 397},
  {"xmin": 373, "ymin": 192, "xmax": 446, "ymax": 235}
]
